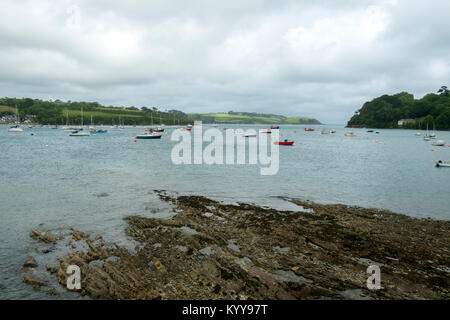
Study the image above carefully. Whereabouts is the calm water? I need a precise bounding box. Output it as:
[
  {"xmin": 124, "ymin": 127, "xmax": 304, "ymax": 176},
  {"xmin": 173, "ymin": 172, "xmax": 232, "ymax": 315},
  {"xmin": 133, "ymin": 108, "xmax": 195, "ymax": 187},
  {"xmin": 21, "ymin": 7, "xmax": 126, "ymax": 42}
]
[{"xmin": 0, "ymin": 124, "xmax": 449, "ymax": 299}]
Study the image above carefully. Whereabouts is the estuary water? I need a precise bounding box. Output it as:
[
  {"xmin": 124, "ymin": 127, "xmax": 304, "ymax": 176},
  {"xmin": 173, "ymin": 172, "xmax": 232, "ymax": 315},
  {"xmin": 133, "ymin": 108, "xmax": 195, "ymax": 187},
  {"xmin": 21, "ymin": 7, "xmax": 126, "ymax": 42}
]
[{"xmin": 0, "ymin": 124, "xmax": 449, "ymax": 299}]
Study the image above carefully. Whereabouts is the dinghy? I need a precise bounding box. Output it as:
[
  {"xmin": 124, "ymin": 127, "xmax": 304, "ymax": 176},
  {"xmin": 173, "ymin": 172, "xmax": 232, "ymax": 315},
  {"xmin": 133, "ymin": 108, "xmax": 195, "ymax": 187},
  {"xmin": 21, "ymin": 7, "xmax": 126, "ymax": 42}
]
[
  {"xmin": 436, "ymin": 160, "xmax": 450, "ymax": 167},
  {"xmin": 275, "ymin": 139, "xmax": 295, "ymax": 146},
  {"xmin": 432, "ymin": 140, "xmax": 446, "ymax": 146}
]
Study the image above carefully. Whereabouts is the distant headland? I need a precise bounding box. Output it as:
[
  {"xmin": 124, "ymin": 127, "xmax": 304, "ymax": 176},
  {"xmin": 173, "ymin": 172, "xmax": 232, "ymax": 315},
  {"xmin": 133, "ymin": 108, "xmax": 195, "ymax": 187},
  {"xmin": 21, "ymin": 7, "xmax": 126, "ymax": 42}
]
[
  {"xmin": 347, "ymin": 86, "xmax": 450, "ymax": 130},
  {"xmin": 0, "ymin": 97, "xmax": 321, "ymax": 126}
]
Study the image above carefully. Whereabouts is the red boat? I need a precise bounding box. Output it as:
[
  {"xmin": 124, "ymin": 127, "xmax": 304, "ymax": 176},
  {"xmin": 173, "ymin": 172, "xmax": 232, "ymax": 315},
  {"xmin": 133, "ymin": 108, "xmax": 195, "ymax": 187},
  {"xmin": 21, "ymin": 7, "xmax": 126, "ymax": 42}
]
[
  {"xmin": 304, "ymin": 128, "xmax": 315, "ymax": 131},
  {"xmin": 275, "ymin": 140, "xmax": 295, "ymax": 146},
  {"xmin": 271, "ymin": 125, "xmax": 280, "ymax": 129}
]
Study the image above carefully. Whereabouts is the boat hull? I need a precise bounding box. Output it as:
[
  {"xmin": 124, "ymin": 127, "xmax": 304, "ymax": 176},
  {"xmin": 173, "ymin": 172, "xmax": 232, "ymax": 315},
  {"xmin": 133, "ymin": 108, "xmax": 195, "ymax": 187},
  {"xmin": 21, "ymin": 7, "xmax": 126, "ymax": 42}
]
[
  {"xmin": 136, "ymin": 135, "xmax": 162, "ymax": 139},
  {"xmin": 275, "ymin": 141, "xmax": 294, "ymax": 145}
]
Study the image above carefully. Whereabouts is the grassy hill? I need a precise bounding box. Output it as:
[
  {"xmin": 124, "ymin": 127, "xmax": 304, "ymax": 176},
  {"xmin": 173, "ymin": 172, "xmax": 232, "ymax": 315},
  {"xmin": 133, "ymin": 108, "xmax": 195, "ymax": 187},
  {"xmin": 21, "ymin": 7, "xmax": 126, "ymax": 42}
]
[
  {"xmin": 0, "ymin": 106, "xmax": 15, "ymax": 114},
  {"xmin": 188, "ymin": 112, "xmax": 321, "ymax": 124},
  {"xmin": 0, "ymin": 97, "xmax": 322, "ymax": 125}
]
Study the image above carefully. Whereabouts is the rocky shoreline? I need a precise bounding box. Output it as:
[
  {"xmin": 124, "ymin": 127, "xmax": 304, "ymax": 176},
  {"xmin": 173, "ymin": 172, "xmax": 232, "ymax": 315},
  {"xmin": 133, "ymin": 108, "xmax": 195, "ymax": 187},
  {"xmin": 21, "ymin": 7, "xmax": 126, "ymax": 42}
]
[{"xmin": 25, "ymin": 192, "xmax": 449, "ymax": 299}]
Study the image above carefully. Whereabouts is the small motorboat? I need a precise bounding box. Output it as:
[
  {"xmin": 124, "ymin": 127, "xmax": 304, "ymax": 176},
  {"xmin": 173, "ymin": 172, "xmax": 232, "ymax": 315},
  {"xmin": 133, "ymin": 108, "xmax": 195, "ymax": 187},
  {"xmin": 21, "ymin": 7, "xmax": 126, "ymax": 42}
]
[
  {"xmin": 367, "ymin": 130, "xmax": 374, "ymax": 133},
  {"xmin": 275, "ymin": 139, "xmax": 295, "ymax": 146},
  {"xmin": 415, "ymin": 132, "xmax": 422, "ymax": 136},
  {"xmin": 260, "ymin": 129, "xmax": 272, "ymax": 134},
  {"xmin": 344, "ymin": 132, "xmax": 356, "ymax": 136},
  {"xmin": 436, "ymin": 160, "xmax": 450, "ymax": 167},
  {"xmin": 304, "ymin": 128, "xmax": 315, "ymax": 132},
  {"xmin": 91, "ymin": 129, "xmax": 108, "ymax": 133},
  {"xmin": 330, "ymin": 129, "xmax": 336, "ymax": 133},
  {"xmin": 70, "ymin": 130, "xmax": 90, "ymax": 136},
  {"xmin": 321, "ymin": 129, "xmax": 329, "ymax": 134},
  {"xmin": 153, "ymin": 127, "xmax": 165, "ymax": 132},
  {"xmin": 136, "ymin": 131, "xmax": 163, "ymax": 139},
  {"xmin": 8, "ymin": 125, "xmax": 23, "ymax": 132},
  {"xmin": 271, "ymin": 125, "xmax": 280, "ymax": 129},
  {"xmin": 432, "ymin": 140, "xmax": 446, "ymax": 147}
]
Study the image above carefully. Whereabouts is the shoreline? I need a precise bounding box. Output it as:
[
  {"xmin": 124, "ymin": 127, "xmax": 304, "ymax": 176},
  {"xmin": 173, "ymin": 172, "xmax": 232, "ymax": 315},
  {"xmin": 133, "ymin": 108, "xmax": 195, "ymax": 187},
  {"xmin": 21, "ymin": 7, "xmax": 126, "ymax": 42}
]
[{"xmin": 24, "ymin": 192, "xmax": 449, "ymax": 299}]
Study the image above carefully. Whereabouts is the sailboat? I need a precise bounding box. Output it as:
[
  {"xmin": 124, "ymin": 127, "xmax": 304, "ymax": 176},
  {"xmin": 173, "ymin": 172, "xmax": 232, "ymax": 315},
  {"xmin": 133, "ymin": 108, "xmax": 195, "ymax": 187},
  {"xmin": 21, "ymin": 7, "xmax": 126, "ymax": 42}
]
[
  {"xmin": 153, "ymin": 115, "xmax": 164, "ymax": 132},
  {"xmin": 8, "ymin": 105, "xmax": 23, "ymax": 132},
  {"xmin": 70, "ymin": 108, "xmax": 90, "ymax": 136},
  {"xmin": 424, "ymin": 123, "xmax": 431, "ymax": 141},
  {"xmin": 430, "ymin": 122, "xmax": 437, "ymax": 139},
  {"xmin": 118, "ymin": 116, "xmax": 124, "ymax": 130},
  {"xmin": 89, "ymin": 115, "xmax": 107, "ymax": 133}
]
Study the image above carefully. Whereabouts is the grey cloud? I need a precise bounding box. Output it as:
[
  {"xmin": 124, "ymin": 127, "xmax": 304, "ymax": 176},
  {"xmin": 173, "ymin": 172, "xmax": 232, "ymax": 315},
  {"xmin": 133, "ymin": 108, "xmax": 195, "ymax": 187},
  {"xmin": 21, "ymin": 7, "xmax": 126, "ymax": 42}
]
[{"xmin": 0, "ymin": 0, "xmax": 449, "ymax": 124}]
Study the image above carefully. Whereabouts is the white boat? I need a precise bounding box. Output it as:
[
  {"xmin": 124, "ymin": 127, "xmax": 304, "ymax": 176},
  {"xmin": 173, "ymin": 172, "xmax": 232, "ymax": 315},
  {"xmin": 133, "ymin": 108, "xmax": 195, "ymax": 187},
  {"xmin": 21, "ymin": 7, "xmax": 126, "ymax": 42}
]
[
  {"xmin": 70, "ymin": 108, "xmax": 90, "ymax": 136},
  {"xmin": 136, "ymin": 131, "xmax": 163, "ymax": 139},
  {"xmin": 8, "ymin": 125, "xmax": 23, "ymax": 132},
  {"xmin": 436, "ymin": 161, "xmax": 450, "ymax": 168},
  {"xmin": 330, "ymin": 129, "xmax": 336, "ymax": 133},
  {"xmin": 415, "ymin": 132, "xmax": 422, "ymax": 136},
  {"xmin": 260, "ymin": 129, "xmax": 271, "ymax": 133},
  {"xmin": 432, "ymin": 140, "xmax": 445, "ymax": 147},
  {"xmin": 118, "ymin": 116, "xmax": 124, "ymax": 130},
  {"xmin": 321, "ymin": 129, "xmax": 329, "ymax": 134},
  {"xmin": 344, "ymin": 132, "xmax": 356, "ymax": 136},
  {"xmin": 8, "ymin": 106, "xmax": 23, "ymax": 132},
  {"xmin": 430, "ymin": 122, "xmax": 437, "ymax": 139}
]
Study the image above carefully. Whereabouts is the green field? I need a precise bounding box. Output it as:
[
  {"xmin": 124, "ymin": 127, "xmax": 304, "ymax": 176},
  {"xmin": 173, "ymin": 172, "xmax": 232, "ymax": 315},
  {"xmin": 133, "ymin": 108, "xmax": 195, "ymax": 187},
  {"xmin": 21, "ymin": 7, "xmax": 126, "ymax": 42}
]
[
  {"xmin": 0, "ymin": 106, "xmax": 15, "ymax": 114},
  {"xmin": 188, "ymin": 113, "xmax": 321, "ymax": 124}
]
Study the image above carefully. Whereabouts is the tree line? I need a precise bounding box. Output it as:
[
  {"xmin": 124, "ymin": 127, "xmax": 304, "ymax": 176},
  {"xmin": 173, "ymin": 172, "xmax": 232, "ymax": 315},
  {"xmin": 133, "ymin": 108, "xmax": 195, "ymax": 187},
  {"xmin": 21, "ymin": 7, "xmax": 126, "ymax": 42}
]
[
  {"xmin": 347, "ymin": 86, "xmax": 450, "ymax": 130},
  {"xmin": 0, "ymin": 98, "xmax": 191, "ymax": 125}
]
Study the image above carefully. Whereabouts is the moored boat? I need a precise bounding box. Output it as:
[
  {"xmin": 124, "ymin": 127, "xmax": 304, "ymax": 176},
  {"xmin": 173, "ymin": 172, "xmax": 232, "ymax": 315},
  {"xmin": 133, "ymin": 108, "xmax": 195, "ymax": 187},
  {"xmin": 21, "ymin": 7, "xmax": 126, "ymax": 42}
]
[
  {"xmin": 274, "ymin": 139, "xmax": 295, "ymax": 146},
  {"xmin": 304, "ymin": 128, "xmax": 315, "ymax": 132},
  {"xmin": 260, "ymin": 129, "xmax": 271, "ymax": 134},
  {"xmin": 271, "ymin": 125, "xmax": 280, "ymax": 129},
  {"xmin": 436, "ymin": 160, "xmax": 450, "ymax": 167},
  {"xmin": 69, "ymin": 130, "xmax": 90, "ymax": 136},
  {"xmin": 344, "ymin": 132, "xmax": 357, "ymax": 136},
  {"xmin": 321, "ymin": 129, "xmax": 329, "ymax": 134},
  {"xmin": 136, "ymin": 131, "xmax": 163, "ymax": 139},
  {"xmin": 432, "ymin": 139, "xmax": 445, "ymax": 147},
  {"xmin": 8, "ymin": 106, "xmax": 23, "ymax": 132},
  {"xmin": 8, "ymin": 125, "xmax": 23, "ymax": 132}
]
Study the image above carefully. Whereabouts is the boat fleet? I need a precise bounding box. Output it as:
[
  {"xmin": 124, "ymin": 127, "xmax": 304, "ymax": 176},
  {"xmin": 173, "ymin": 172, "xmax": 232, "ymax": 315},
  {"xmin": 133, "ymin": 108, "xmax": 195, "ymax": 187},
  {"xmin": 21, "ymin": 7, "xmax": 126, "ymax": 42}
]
[{"xmin": 6, "ymin": 118, "xmax": 450, "ymax": 166}]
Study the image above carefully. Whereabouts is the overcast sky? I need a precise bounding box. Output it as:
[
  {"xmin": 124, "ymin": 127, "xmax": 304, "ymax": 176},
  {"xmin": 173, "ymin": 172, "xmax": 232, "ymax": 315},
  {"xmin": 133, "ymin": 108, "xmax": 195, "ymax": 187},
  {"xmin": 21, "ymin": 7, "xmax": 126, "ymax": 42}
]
[{"xmin": 1, "ymin": 0, "xmax": 449, "ymax": 123}]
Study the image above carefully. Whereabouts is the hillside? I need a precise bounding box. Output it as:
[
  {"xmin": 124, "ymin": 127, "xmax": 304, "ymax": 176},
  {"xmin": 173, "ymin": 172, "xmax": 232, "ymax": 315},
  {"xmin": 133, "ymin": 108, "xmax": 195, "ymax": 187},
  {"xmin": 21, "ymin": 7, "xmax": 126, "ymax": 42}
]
[
  {"xmin": 0, "ymin": 98, "xmax": 190, "ymax": 125},
  {"xmin": 188, "ymin": 112, "xmax": 321, "ymax": 124},
  {"xmin": 0, "ymin": 98, "xmax": 322, "ymax": 125},
  {"xmin": 347, "ymin": 87, "xmax": 450, "ymax": 129}
]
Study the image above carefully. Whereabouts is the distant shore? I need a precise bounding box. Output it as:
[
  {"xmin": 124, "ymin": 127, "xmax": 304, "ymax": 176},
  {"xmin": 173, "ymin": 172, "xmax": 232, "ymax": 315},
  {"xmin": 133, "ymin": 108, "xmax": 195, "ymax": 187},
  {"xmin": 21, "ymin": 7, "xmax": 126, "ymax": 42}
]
[{"xmin": 24, "ymin": 192, "xmax": 449, "ymax": 300}]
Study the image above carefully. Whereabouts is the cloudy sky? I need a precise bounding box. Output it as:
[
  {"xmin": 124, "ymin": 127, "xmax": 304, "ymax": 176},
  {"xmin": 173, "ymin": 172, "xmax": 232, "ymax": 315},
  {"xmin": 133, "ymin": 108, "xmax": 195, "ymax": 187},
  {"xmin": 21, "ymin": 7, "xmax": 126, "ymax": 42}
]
[{"xmin": 0, "ymin": 0, "xmax": 449, "ymax": 123}]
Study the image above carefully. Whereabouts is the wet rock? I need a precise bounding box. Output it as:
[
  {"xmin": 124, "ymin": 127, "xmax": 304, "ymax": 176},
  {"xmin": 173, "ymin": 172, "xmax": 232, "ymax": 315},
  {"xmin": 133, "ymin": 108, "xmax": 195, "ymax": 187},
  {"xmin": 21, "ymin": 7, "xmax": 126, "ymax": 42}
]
[
  {"xmin": 30, "ymin": 230, "xmax": 57, "ymax": 243},
  {"xmin": 23, "ymin": 256, "xmax": 38, "ymax": 268},
  {"xmin": 71, "ymin": 229, "xmax": 88, "ymax": 241},
  {"xmin": 23, "ymin": 270, "xmax": 47, "ymax": 291},
  {"xmin": 36, "ymin": 194, "xmax": 450, "ymax": 300},
  {"xmin": 46, "ymin": 265, "xmax": 58, "ymax": 274}
]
